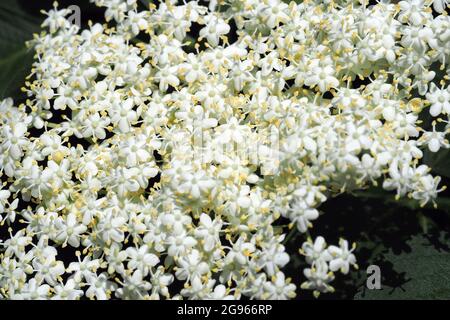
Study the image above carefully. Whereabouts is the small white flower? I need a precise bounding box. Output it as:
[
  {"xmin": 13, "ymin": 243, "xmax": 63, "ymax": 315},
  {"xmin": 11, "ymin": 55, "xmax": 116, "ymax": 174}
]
[
  {"xmin": 419, "ymin": 123, "xmax": 449, "ymax": 153},
  {"xmin": 301, "ymin": 236, "xmax": 332, "ymax": 266},
  {"xmin": 304, "ymin": 62, "xmax": 339, "ymax": 92},
  {"xmin": 126, "ymin": 245, "xmax": 160, "ymax": 276},
  {"xmin": 301, "ymin": 262, "xmax": 335, "ymax": 297},
  {"xmin": 328, "ymin": 239, "xmax": 357, "ymax": 274},
  {"xmin": 52, "ymin": 279, "xmax": 84, "ymax": 300},
  {"xmin": 85, "ymin": 273, "xmax": 117, "ymax": 300},
  {"xmin": 426, "ymin": 83, "xmax": 450, "ymax": 117}
]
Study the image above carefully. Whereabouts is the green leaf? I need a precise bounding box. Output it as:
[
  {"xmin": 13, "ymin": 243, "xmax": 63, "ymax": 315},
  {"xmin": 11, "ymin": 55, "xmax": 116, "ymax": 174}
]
[
  {"xmin": 0, "ymin": 0, "xmax": 41, "ymax": 99},
  {"xmin": 0, "ymin": 47, "xmax": 36, "ymax": 100},
  {"xmin": 355, "ymin": 234, "xmax": 450, "ymax": 299}
]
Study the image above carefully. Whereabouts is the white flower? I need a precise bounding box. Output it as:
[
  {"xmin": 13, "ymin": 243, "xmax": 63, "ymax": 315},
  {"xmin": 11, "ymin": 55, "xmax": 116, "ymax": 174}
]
[
  {"xmin": 301, "ymin": 236, "xmax": 332, "ymax": 266},
  {"xmin": 195, "ymin": 82, "xmax": 226, "ymax": 108},
  {"xmin": 180, "ymin": 53, "xmax": 207, "ymax": 83},
  {"xmin": 52, "ymin": 279, "xmax": 84, "ymax": 300},
  {"xmin": 42, "ymin": 5, "xmax": 74, "ymax": 33},
  {"xmin": 150, "ymin": 266, "xmax": 174, "ymax": 299},
  {"xmin": 166, "ymin": 229, "xmax": 197, "ymax": 257},
  {"xmin": 0, "ymin": 188, "xmax": 11, "ymax": 214},
  {"xmin": 80, "ymin": 112, "xmax": 110, "ymax": 140},
  {"xmin": 177, "ymin": 170, "xmax": 216, "ymax": 199},
  {"xmin": 85, "ymin": 273, "xmax": 117, "ymax": 300},
  {"xmin": 115, "ymin": 270, "xmax": 152, "ymax": 299},
  {"xmin": 194, "ymin": 213, "xmax": 222, "ymax": 252},
  {"xmin": 301, "ymin": 262, "xmax": 335, "ymax": 297},
  {"xmin": 206, "ymin": 284, "xmax": 235, "ymax": 300},
  {"xmin": 287, "ymin": 200, "xmax": 319, "ymax": 233},
  {"xmin": 432, "ymin": 0, "xmax": 449, "ymax": 13},
  {"xmin": 214, "ymin": 117, "xmax": 248, "ymax": 145},
  {"xmin": 2, "ymin": 231, "xmax": 30, "ymax": 259},
  {"xmin": 11, "ymin": 278, "xmax": 50, "ymax": 300},
  {"xmin": 109, "ymin": 98, "xmax": 138, "ymax": 133},
  {"xmin": 39, "ymin": 132, "xmax": 69, "ymax": 158},
  {"xmin": 1, "ymin": 122, "xmax": 28, "ymax": 160},
  {"xmin": 398, "ymin": 0, "xmax": 430, "ymax": 25},
  {"xmin": 262, "ymin": 271, "xmax": 296, "ymax": 300},
  {"xmin": 2, "ymin": 0, "xmax": 449, "ymax": 300},
  {"xmin": 259, "ymin": 0, "xmax": 290, "ymax": 29},
  {"xmin": 155, "ymin": 65, "xmax": 180, "ymax": 92},
  {"xmin": 304, "ymin": 61, "xmax": 339, "ymax": 92},
  {"xmin": 419, "ymin": 123, "xmax": 449, "ymax": 153},
  {"xmin": 126, "ymin": 245, "xmax": 160, "ymax": 276},
  {"xmin": 96, "ymin": 211, "xmax": 127, "ymax": 244},
  {"xmin": 229, "ymin": 60, "xmax": 253, "ymax": 92},
  {"xmin": 175, "ymin": 249, "xmax": 209, "ymax": 281},
  {"xmin": 67, "ymin": 254, "xmax": 101, "ymax": 283},
  {"xmin": 32, "ymin": 254, "xmax": 65, "ymax": 286},
  {"xmin": 125, "ymin": 10, "xmax": 148, "ymax": 36}
]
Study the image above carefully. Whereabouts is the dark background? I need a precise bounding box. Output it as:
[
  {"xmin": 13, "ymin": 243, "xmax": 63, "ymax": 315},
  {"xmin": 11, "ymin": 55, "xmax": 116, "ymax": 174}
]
[{"xmin": 0, "ymin": 0, "xmax": 449, "ymax": 299}]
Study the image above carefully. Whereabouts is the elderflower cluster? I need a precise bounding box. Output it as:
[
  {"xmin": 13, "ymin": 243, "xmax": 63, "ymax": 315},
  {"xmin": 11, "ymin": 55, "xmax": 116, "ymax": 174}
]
[{"xmin": 0, "ymin": 0, "xmax": 449, "ymax": 300}]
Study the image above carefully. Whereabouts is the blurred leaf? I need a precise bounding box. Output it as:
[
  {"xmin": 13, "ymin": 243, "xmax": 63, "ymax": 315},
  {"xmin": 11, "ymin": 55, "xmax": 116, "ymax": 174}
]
[
  {"xmin": 139, "ymin": 0, "xmax": 151, "ymax": 8},
  {"xmin": 0, "ymin": 48, "xmax": 35, "ymax": 100},
  {"xmin": 355, "ymin": 234, "xmax": 450, "ymax": 299},
  {"xmin": 423, "ymin": 148, "xmax": 450, "ymax": 178},
  {"xmin": 0, "ymin": 0, "xmax": 41, "ymax": 99},
  {"xmin": 354, "ymin": 187, "xmax": 450, "ymax": 213}
]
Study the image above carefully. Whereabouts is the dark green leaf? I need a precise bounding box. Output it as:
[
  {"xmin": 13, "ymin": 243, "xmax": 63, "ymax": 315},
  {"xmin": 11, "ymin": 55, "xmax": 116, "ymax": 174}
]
[
  {"xmin": 353, "ymin": 187, "xmax": 450, "ymax": 213},
  {"xmin": 0, "ymin": 47, "xmax": 35, "ymax": 99},
  {"xmin": 0, "ymin": 0, "xmax": 41, "ymax": 99}
]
